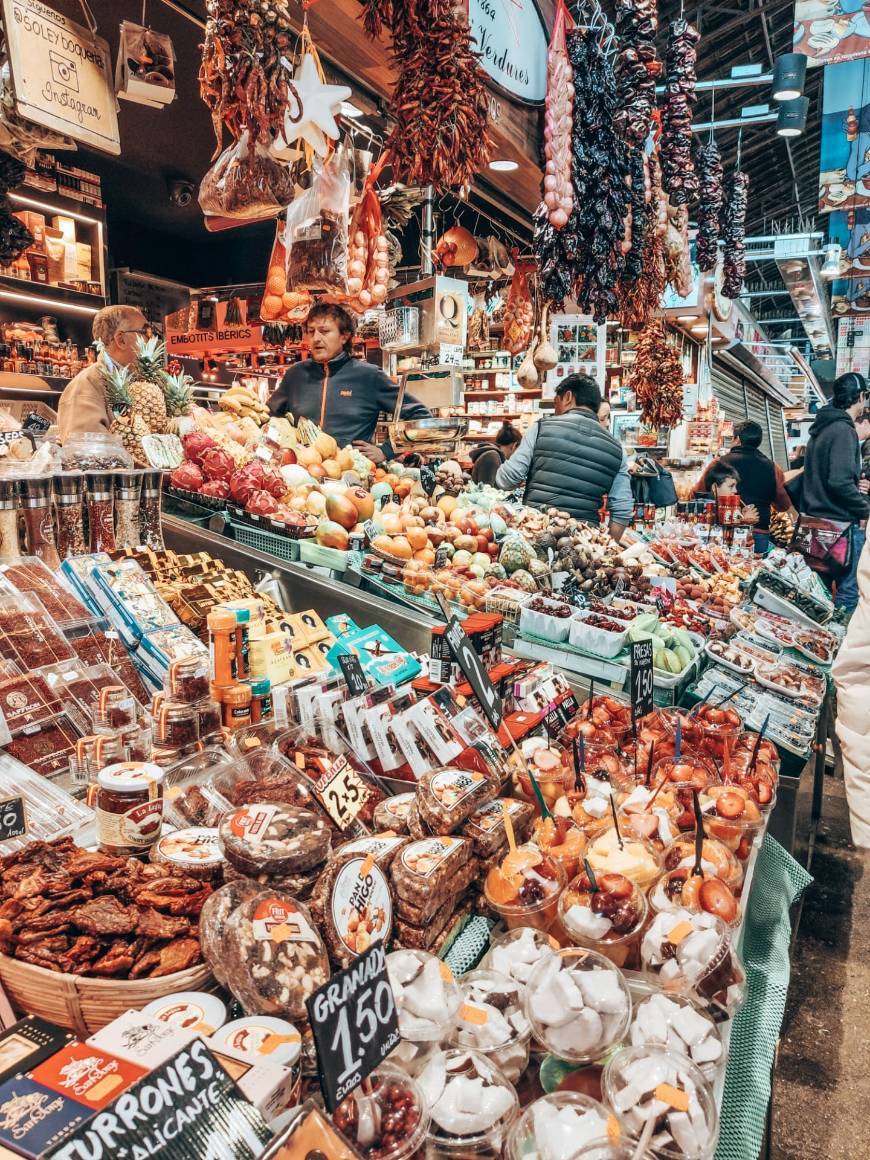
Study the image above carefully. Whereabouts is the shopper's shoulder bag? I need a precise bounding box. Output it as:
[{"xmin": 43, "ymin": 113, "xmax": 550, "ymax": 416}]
[
  {"xmin": 791, "ymin": 514, "xmax": 853, "ymax": 577},
  {"xmin": 630, "ymin": 458, "xmax": 679, "ymax": 508}
]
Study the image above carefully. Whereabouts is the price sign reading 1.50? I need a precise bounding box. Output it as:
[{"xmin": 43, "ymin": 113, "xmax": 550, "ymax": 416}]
[
  {"xmin": 307, "ymin": 943, "xmax": 400, "ymax": 1111},
  {"xmin": 630, "ymin": 639, "xmax": 655, "ymax": 723}
]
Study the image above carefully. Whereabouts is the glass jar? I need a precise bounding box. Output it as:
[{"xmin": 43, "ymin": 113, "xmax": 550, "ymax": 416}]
[
  {"xmin": 167, "ymin": 655, "xmax": 210, "ymax": 704},
  {"xmin": 53, "ymin": 471, "xmax": 87, "ymax": 557},
  {"xmin": 18, "ymin": 476, "xmax": 60, "ymax": 569},
  {"xmin": 60, "ymin": 433, "xmax": 132, "ymax": 472},
  {"xmin": 114, "ymin": 470, "xmax": 143, "ymax": 548},
  {"xmin": 195, "ymin": 698, "xmax": 223, "ymax": 741},
  {"xmin": 155, "ymin": 701, "xmax": 200, "ymax": 749},
  {"xmin": 96, "ymin": 685, "xmax": 138, "ymax": 731},
  {"xmin": 0, "ymin": 478, "xmax": 21, "ymax": 563},
  {"xmin": 95, "ymin": 761, "xmax": 164, "ymax": 856},
  {"xmin": 140, "ymin": 470, "xmax": 164, "ymax": 551},
  {"xmin": 85, "ymin": 472, "xmax": 116, "ymax": 552},
  {"xmin": 248, "ymin": 678, "xmax": 272, "ymax": 723}
]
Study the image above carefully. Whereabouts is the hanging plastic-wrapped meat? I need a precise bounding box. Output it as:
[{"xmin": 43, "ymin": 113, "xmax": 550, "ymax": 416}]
[
  {"xmin": 544, "ymin": 0, "xmax": 574, "ymax": 228},
  {"xmin": 614, "ymin": 0, "xmax": 661, "ymax": 149},
  {"xmin": 660, "ymin": 20, "xmax": 700, "ymax": 206},
  {"xmin": 695, "ymin": 139, "xmax": 724, "ymax": 272},
  {"xmin": 721, "ymin": 169, "xmax": 750, "ymax": 299},
  {"xmin": 566, "ymin": 27, "xmax": 632, "ymax": 323},
  {"xmin": 664, "ymin": 200, "xmax": 693, "ymax": 299}
]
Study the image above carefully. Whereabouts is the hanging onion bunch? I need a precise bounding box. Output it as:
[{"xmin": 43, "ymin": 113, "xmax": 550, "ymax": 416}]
[
  {"xmin": 199, "ymin": 0, "xmax": 295, "ymax": 156},
  {"xmin": 659, "ymin": 19, "xmax": 700, "ymax": 206},
  {"xmin": 620, "ymin": 148, "xmax": 667, "ymax": 330},
  {"xmin": 614, "ymin": 0, "xmax": 662, "ymax": 149},
  {"xmin": 695, "ymin": 139, "xmax": 724, "ymax": 272},
  {"xmin": 566, "ymin": 27, "xmax": 632, "ymax": 323},
  {"xmin": 631, "ymin": 320, "xmax": 685, "ymax": 428},
  {"xmin": 357, "ymin": 0, "xmax": 490, "ymax": 191},
  {"xmin": 721, "ymin": 169, "xmax": 750, "ymax": 299}
]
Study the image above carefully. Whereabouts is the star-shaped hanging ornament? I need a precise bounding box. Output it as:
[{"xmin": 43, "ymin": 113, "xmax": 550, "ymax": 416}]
[{"xmin": 271, "ymin": 53, "xmax": 350, "ymax": 161}]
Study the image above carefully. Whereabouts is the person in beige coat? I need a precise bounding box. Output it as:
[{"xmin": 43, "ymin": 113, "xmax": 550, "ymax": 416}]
[
  {"xmin": 57, "ymin": 305, "xmax": 148, "ymax": 439},
  {"xmin": 833, "ymin": 535, "xmax": 870, "ymax": 849}
]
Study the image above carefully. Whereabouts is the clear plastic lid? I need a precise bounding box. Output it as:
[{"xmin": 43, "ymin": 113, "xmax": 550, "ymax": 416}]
[
  {"xmin": 218, "ymin": 802, "xmax": 331, "ymax": 877},
  {"xmin": 603, "ymin": 1045, "xmax": 719, "ymax": 1160},
  {"xmin": 648, "ymin": 869, "xmax": 740, "ymax": 927},
  {"xmin": 524, "ymin": 947, "xmax": 632, "ymax": 1064},
  {"xmin": 0, "ymin": 591, "xmax": 75, "ymax": 671},
  {"xmin": 332, "ymin": 1065, "xmax": 430, "ymax": 1160},
  {"xmin": 162, "ymin": 746, "xmax": 237, "ymax": 830},
  {"xmin": 0, "ymin": 557, "xmax": 94, "ymax": 631},
  {"xmin": 640, "ymin": 909, "xmax": 746, "ymax": 1019},
  {"xmin": 481, "ymin": 927, "xmax": 559, "ymax": 987},
  {"xmin": 585, "ymin": 829, "xmax": 662, "ymax": 891},
  {"xmin": 422, "ymin": 1049, "xmax": 519, "ymax": 1156},
  {"xmin": 386, "ymin": 949, "xmax": 462, "ymax": 1043},
  {"xmin": 60, "ymin": 432, "xmax": 133, "ymax": 471},
  {"xmin": 660, "ymin": 837, "xmax": 744, "ymax": 894},
  {"xmin": 559, "ymin": 870, "xmax": 649, "ymax": 950},
  {"xmin": 506, "ymin": 1091, "xmax": 614, "ymax": 1160},
  {"xmin": 451, "ymin": 970, "xmax": 531, "ymax": 1084}
]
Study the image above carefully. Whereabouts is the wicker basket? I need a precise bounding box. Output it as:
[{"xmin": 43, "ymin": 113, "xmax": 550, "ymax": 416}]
[
  {"xmin": 0, "ymin": 954, "xmax": 216, "ymax": 1037},
  {"xmin": 484, "ymin": 586, "xmax": 535, "ymax": 625}
]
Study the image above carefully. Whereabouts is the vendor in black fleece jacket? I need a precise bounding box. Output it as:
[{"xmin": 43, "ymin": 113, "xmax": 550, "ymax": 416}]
[
  {"xmin": 801, "ymin": 372, "xmax": 870, "ymax": 610},
  {"xmin": 267, "ymin": 303, "xmax": 429, "ymax": 464}
]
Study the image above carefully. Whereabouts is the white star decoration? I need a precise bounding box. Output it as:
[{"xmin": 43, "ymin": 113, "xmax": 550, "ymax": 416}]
[{"xmin": 271, "ymin": 53, "xmax": 351, "ymax": 160}]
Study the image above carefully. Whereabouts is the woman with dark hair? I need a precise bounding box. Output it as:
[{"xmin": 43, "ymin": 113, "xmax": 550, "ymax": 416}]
[
  {"xmin": 267, "ymin": 302, "xmax": 429, "ymax": 463},
  {"xmin": 470, "ymin": 420, "xmax": 522, "ymax": 486}
]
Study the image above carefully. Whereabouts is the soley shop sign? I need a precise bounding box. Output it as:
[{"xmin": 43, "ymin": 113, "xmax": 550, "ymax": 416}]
[{"xmin": 467, "ymin": 0, "xmax": 548, "ymax": 105}]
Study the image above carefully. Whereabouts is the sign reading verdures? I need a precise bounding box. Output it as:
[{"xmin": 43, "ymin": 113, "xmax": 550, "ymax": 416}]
[
  {"xmin": 467, "ymin": 0, "xmax": 547, "ymax": 104},
  {"xmin": 1, "ymin": 0, "xmax": 120, "ymax": 154}
]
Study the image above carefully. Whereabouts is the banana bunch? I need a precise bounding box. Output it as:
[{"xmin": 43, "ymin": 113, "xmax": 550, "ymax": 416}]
[{"xmin": 218, "ymin": 384, "xmax": 270, "ymax": 425}]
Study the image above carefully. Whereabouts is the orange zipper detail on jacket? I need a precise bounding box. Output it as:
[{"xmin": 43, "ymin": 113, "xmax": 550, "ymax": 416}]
[{"xmin": 319, "ymin": 363, "xmax": 329, "ymax": 428}]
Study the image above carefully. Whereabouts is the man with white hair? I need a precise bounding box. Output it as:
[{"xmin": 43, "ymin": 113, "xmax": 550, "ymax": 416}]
[{"xmin": 57, "ymin": 304, "xmax": 148, "ymax": 438}]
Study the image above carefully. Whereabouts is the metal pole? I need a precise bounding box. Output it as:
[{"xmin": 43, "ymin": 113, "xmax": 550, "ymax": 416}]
[
  {"xmin": 690, "ymin": 114, "xmax": 776, "ymax": 132},
  {"xmin": 420, "ymin": 184, "xmax": 435, "ymax": 277},
  {"xmin": 656, "ymin": 72, "xmax": 773, "ymax": 96}
]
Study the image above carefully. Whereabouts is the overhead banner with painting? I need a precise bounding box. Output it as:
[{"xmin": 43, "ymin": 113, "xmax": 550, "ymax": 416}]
[{"xmin": 794, "ymin": 0, "xmax": 870, "ymax": 67}]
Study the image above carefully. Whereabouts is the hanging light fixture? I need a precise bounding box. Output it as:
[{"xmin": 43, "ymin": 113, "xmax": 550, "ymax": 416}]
[
  {"xmin": 776, "ymin": 96, "xmax": 809, "ymax": 137},
  {"xmin": 821, "ymin": 243, "xmax": 843, "ymax": 280},
  {"xmin": 772, "ymin": 54, "xmax": 807, "ymax": 102}
]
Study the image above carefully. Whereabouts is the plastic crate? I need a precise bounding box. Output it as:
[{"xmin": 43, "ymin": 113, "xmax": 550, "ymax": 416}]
[{"xmin": 228, "ymin": 519, "xmax": 300, "ymax": 563}]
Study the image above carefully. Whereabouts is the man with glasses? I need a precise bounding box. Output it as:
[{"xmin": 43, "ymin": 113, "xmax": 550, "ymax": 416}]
[{"xmin": 58, "ymin": 305, "xmax": 149, "ymax": 439}]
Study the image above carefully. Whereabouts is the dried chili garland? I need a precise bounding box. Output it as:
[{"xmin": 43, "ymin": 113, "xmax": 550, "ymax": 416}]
[
  {"xmin": 630, "ymin": 320, "xmax": 685, "ymax": 428},
  {"xmin": 721, "ymin": 169, "xmax": 750, "ymax": 299},
  {"xmin": 620, "ymin": 149, "xmax": 667, "ymax": 330},
  {"xmin": 357, "ymin": 0, "xmax": 490, "ymax": 190},
  {"xmin": 695, "ymin": 138, "xmax": 724, "ymax": 272},
  {"xmin": 659, "ymin": 19, "xmax": 700, "ymax": 206}
]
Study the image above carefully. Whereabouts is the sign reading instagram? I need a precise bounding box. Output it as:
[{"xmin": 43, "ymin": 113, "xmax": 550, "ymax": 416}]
[{"xmin": 1, "ymin": 0, "xmax": 119, "ymax": 155}]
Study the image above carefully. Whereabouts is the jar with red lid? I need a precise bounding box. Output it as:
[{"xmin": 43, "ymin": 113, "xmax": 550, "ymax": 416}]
[
  {"xmin": 96, "ymin": 761, "xmax": 164, "ymax": 856},
  {"xmin": 167, "ymin": 655, "xmax": 210, "ymax": 704},
  {"xmin": 155, "ymin": 701, "xmax": 199, "ymax": 749}
]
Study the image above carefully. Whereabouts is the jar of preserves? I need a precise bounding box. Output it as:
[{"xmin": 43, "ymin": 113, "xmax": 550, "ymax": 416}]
[
  {"xmin": 97, "ymin": 685, "xmax": 137, "ymax": 730},
  {"xmin": 167, "ymin": 655, "xmax": 210, "ymax": 704},
  {"xmin": 196, "ymin": 699, "xmax": 223, "ymax": 741},
  {"xmin": 95, "ymin": 761, "xmax": 165, "ymax": 856}
]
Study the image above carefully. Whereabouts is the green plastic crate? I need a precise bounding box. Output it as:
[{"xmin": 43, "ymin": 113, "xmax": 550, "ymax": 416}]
[{"xmin": 228, "ymin": 520, "xmax": 301, "ymax": 563}]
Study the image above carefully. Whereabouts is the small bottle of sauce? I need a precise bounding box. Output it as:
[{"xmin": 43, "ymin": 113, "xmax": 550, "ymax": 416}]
[{"xmin": 96, "ymin": 762, "xmax": 164, "ymax": 857}]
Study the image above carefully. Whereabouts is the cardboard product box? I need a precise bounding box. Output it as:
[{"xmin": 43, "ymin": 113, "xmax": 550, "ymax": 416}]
[
  {"xmin": 85, "ymin": 1012, "xmax": 198, "ymax": 1071},
  {"xmin": 12, "ymin": 212, "xmax": 45, "ymax": 247},
  {"xmin": 74, "ymin": 244, "xmax": 92, "ymax": 283},
  {"xmin": 50, "ymin": 217, "xmax": 76, "ymax": 244},
  {"xmin": 0, "ymin": 1076, "xmax": 91, "ymax": 1158},
  {"xmin": 62, "ymin": 243, "xmax": 78, "ymax": 284},
  {"xmin": 204, "ymin": 1039, "xmax": 298, "ymax": 1123},
  {"xmin": 0, "ymin": 1020, "xmax": 74, "ymax": 1087},
  {"xmin": 29, "ymin": 1042, "xmax": 145, "ymax": 1111}
]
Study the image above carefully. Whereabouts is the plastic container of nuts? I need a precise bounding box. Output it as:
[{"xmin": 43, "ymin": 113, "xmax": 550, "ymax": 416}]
[{"xmin": 332, "ymin": 1065, "xmax": 430, "ymax": 1159}]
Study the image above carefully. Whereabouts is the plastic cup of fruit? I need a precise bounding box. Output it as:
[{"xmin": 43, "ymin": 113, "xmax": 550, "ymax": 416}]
[
  {"xmin": 505, "ymin": 1092, "xmax": 614, "ymax": 1160},
  {"xmin": 423, "ymin": 1048, "xmax": 519, "ymax": 1159},
  {"xmin": 603, "ymin": 1046, "xmax": 719, "ymax": 1160},
  {"xmin": 561, "ymin": 717, "xmax": 618, "ymax": 750},
  {"xmin": 558, "ymin": 870, "xmax": 649, "ymax": 970},
  {"xmin": 387, "ymin": 949, "xmax": 463, "ymax": 1044},
  {"xmin": 628, "ymin": 992, "xmax": 727, "ymax": 1084},
  {"xmin": 523, "ymin": 947, "xmax": 632, "ymax": 1064},
  {"xmin": 659, "ymin": 707, "xmax": 706, "ymax": 750},
  {"xmin": 332, "ymin": 1064, "xmax": 430, "ymax": 1160},
  {"xmin": 648, "ymin": 867, "xmax": 741, "ymax": 926},
  {"xmin": 481, "ymin": 926, "xmax": 558, "ymax": 987},
  {"xmin": 652, "ymin": 753, "xmax": 719, "ymax": 794},
  {"xmin": 660, "ymin": 836, "xmax": 744, "ymax": 896},
  {"xmin": 484, "ymin": 845, "xmax": 566, "ymax": 934},
  {"xmin": 640, "ymin": 909, "xmax": 746, "ymax": 1021},
  {"xmin": 585, "ymin": 827, "xmax": 663, "ymax": 892},
  {"xmin": 451, "ymin": 970, "xmax": 531, "ymax": 1084},
  {"xmin": 733, "ymin": 731, "xmax": 781, "ymax": 775},
  {"xmin": 729, "ymin": 767, "xmax": 777, "ymax": 813},
  {"xmin": 586, "ymin": 694, "xmax": 633, "ymax": 737},
  {"xmin": 698, "ymin": 785, "xmax": 766, "ymax": 861},
  {"xmin": 616, "ymin": 784, "xmax": 683, "ymax": 851},
  {"xmin": 694, "ymin": 703, "xmax": 743, "ymax": 761},
  {"xmin": 532, "ymin": 814, "xmax": 588, "ymax": 881},
  {"xmin": 514, "ymin": 747, "xmax": 576, "ymax": 811}
]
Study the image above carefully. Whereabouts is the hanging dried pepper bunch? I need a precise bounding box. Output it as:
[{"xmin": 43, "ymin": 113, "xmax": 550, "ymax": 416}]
[
  {"xmin": 566, "ymin": 27, "xmax": 632, "ymax": 322},
  {"xmin": 721, "ymin": 169, "xmax": 750, "ymax": 298},
  {"xmin": 357, "ymin": 0, "xmax": 490, "ymax": 191},
  {"xmin": 621, "ymin": 148, "xmax": 649, "ymax": 282},
  {"xmin": 614, "ymin": 0, "xmax": 661, "ymax": 149},
  {"xmin": 659, "ymin": 19, "xmax": 700, "ymax": 206},
  {"xmin": 199, "ymin": 0, "xmax": 296, "ymax": 156},
  {"xmin": 534, "ymin": 204, "xmax": 573, "ymax": 310},
  {"xmin": 695, "ymin": 138, "xmax": 724, "ymax": 272},
  {"xmin": 620, "ymin": 148, "xmax": 667, "ymax": 330},
  {"xmin": 631, "ymin": 319, "xmax": 685, "ymax": 428}
]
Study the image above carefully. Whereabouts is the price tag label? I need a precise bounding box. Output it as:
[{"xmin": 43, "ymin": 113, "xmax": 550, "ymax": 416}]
[
  {"xmin": 338, "ymin": 653, "xmax": 368, "ymax": 696},
  {"xmin": 420, "ymin": 466, "xmax": 437, "ymax": 496},
  {"xmin": 0, "ymin": 798, "xmax": 26, "ymax": 843},
  {"xmin": 445, "ymin": 616, "xmax": 503, "ymax": 730},
  {"xmin": 543, "ymin": 700, "xmax": 561, "ymax": 738},
  {"xmin": 363, "ymin": 519, "xmax": 378, "ymax": 543},
  {"xmin": 313, "ymin": 755, "xmax": 368, "ymax": 830},
  {"xmin": 307, "ymin": 942, "xmax": 400, "ymax": 1112},
  {"xmin": 630, "ymin": 639, "xmax": 655, "ymax": 723}
]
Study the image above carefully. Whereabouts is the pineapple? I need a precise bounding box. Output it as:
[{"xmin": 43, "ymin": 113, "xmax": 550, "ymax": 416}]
[
  {"xmin": 128, "ymin": 336, "xmax": 169, "ymax": 434},
  {"xmin": 163, "ymin": 370, "xmax": 195, "ymax": 436},
  {"xmin": 102, "ymin": 364, "xmax": 149, "ymax": 464}
]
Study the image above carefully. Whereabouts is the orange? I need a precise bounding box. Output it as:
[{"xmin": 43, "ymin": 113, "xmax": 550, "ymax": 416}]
[
  {"xmin": 485, "ymin": 866, "xmax": 521, "ymax": 905},
  {"xmin": 388, "ymin": 536, "xmax": 413, "ymax": 560},
  {"xmin": 405, "ymin": 526, "xmax": 429, "ymax": 551}
]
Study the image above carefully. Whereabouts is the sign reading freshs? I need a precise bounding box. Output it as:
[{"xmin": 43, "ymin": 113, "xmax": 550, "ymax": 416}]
[{"xmin": 467, "ymin": 0, "xmax": 547, "ymax": 105}]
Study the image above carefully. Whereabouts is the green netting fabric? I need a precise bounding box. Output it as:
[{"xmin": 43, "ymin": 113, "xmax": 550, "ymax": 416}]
[
  {"xmin": 716, "ymin": 834, "xmax": 813, "ymax": 1160},
  {"xmin": 442, "ymin": 915, "xmax": 494, "ymax": 976}
]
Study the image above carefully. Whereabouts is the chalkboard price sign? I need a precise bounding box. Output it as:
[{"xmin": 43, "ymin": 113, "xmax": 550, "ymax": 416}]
[
  {"xmin": 444, "ymin": 616, "xmax": 503, "ymax": 730},
  {"xmin": 630, "ymin": 639, "xmax": 655, "ymax": 723},
  {"xmin": 338, "ymin": 654, "xmax": 368, "ymax": 696},
  {"xmin": 306, "ymin": 943, "xmax": 400, "ymax": 1112},
  {"xmin": 0, "ymin": 797, "xmax": 26, "ymax": 843}
]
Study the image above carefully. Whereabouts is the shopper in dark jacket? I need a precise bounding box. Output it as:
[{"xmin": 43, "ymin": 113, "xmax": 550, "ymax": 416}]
[
  {"xmin": 706, "ymin": 420, "xmax": 792, "ymax": 552},
  {"xmin": 268, "ymin": 303, "xmax": 429, "ymax": 462},
  {"xmin": 470, "ymin": 421, "xmax": 522, "ymax": 486},
  {"xmin": 801, "ymin": 372, "xmax": 870, "ymax": 610}
]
